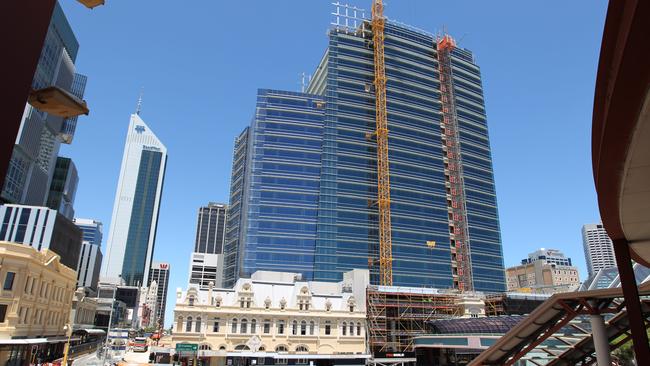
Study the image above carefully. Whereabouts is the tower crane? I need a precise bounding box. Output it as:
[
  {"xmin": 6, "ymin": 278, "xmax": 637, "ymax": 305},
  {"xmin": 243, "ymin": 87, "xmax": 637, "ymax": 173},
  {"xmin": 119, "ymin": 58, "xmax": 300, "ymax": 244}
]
[{"xmin": 370, "ymin": 0, "xmax": 393, "ymax": 287}]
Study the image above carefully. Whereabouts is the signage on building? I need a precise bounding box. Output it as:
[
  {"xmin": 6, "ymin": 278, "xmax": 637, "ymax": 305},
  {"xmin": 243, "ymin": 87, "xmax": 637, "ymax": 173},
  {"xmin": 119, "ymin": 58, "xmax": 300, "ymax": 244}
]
[
  {"xmin": 159, "ymin": 263, "xmax": 169, "ymax": 270},
  {"xmin": 176, "ymin": 343, "xmax": 198, "ymax": 352},
  {"xmin": 375, "ymin": 351, "xmax": 415, "ymax": 359}
]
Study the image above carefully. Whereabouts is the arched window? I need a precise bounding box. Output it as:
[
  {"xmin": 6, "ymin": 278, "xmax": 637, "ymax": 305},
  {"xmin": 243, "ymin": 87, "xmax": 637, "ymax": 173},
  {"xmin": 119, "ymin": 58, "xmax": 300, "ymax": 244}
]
[
  {"xmin": 199, "ymin": 344, "xmax": 211, "ymax": 350},
  {"xmin": 251, "ymin": 319, "xmax": 257, "ymax": 333},
  {"xmin": 186, "ymin": 317, "xmax": 193, "ymax": 332},
  {"xmin": 300, "ymin": 320, "xmax": 307, "ymax": 335},
  {"xmin": 275, "ymin": 345, "xmax": 288, "ymax": 353},
  {"xmin": 196, "ymin": 317, "xmax": 202, "ymax": 332},
  {"xmin": 292, "ymin": 320, "xmax": 298, "ymax": 335},
  {"xmin": 309, "ymin": 321, "xmax": 315, "ymax": 335},
  {"xmin": 234, "ymin": 345, "xmax": 250, "ymax": 351},
  {"xmin": 357, "ymin": 322, "xmax": 361, "ymax": 336},
  {"xmin": 349, "ymin": 322, "xmax": 354, "ymax": 335},
  {"xmin": 218, "ymin": 345, "xmax": 226, "ymax": 351},
  {"xmin": 258, "ymin": 346, "xmax": 266, "ymax": 352},
  {"xmin": 277, "ymin": 320, "xmax": 285, "ymax": 334},
  {"xmin": 231, "ymin": 318, "xmax": 238, "ymax": 333},
  {"xmin": 189, "ymin": 296, "xmax": 195, "ymax": 306},
  {"xmin": 241, "ymin": 319, "xmax": 248, "ymax": 334},
  {"xmin": 296, "ymin": 345, "xmax": 309, "ymax": 353},
  {"xmin": 342, "ymin": 322, "xmax": 347, "ymax": 336}
]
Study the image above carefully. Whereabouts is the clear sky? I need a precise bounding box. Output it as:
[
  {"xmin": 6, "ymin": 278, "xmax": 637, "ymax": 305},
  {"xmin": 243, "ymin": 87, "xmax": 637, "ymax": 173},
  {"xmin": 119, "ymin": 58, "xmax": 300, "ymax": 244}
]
[{"xmin": 59, "ymin": 0, "xmax": 608, "ymax": 326}]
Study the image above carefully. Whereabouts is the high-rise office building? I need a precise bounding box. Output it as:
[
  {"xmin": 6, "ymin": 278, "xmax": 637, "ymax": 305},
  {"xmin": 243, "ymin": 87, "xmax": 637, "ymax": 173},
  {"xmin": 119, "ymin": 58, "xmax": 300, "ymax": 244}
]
[
  {"xmin": 76, "ymin": 241, "xmax": 102, "ymax": 290},
  {"xmin": 224, "ymin": 19, "xmax": 506, "ymax": 292},
  {"xmin": 148, "ymin": 262, "xmax": 170, "ymax": 327},
  {"xmin": 102, "ymin": 113, "xmax": 167, "ymax": 286},
  {"xmin": 223, "ymin": 90, "xmax": 325, "ymax": 286},
  {"xmin": 194, "ymin": 202, "xmax": 227, "ymax": 254},
  {"xmin": 0, "ymin": 204, "xmax": 82, "ymax": 269},
  {"xmin": 73, "ymin": 218, "xmax": 103, "ymax": 247},
  {"xmin": 74, "ymin": 218, "xmax": 104, "ymax": 291},
  {"xmin": 189, "ymin": 203, "xmax": 227, "ymax": 289},
  {"xmin": 46, "ymin": 157, "xmax": 78, "ymax": 220},
  {"xmin": 1, "ymin": 3, "xmax": 87, "ymax": 206},
  {"xmin": 582, "ymin": 223, "xmax": 616, "ymax": 277}
]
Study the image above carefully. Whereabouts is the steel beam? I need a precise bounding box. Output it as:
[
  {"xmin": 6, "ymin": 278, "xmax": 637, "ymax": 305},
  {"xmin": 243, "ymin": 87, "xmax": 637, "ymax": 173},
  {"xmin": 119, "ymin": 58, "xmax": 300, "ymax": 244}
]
[{"xmin": 612, "ymin": 239, "xmax": 650, "ymax": 362}]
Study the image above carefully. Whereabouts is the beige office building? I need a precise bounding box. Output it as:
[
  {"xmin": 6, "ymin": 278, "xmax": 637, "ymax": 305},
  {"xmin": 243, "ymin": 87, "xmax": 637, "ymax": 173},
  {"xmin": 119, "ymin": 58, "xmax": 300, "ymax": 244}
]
[
  {"xmin": 506, "ymin": 249, "xmax": 580, "ymax": 294},
  {"xmin": 172, "ymin": 270, "xmax": 370, "ymax": 365},
  {"xmin": 0, "ymin": 242, "xmax": 78, "ymax": 365}
]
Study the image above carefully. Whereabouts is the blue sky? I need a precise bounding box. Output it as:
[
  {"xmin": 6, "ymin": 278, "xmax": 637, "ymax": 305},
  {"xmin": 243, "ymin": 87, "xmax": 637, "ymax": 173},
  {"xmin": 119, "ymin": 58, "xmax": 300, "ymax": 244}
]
[{"xmin": 59, "ymin": 0, "xmax": 608, "ymax": 326}]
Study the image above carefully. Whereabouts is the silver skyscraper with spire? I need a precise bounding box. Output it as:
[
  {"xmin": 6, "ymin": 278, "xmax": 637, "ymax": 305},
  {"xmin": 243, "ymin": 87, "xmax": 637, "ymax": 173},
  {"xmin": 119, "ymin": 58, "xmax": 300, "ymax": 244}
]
[{"xmin": 102, "ymin": 103, "xmax": 167, "ymax": 286}]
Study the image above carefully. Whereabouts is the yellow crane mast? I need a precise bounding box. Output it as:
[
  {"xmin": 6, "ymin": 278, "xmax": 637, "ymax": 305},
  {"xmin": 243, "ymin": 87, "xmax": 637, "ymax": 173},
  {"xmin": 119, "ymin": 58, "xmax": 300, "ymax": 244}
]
[{"xmin": 370, "ymin": 0, "xmax": 393, "ymax": 286}]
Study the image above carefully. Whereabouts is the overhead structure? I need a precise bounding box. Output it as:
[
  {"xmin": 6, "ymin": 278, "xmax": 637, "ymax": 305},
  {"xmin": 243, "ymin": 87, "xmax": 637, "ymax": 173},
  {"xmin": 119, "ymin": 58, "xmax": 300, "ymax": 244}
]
[
  {"xmin": 436, "ymin": 34, "xmax": 473, "ymax": 291},
  {"xmin": 590, "ymin": 0, "xmax": 650, "ymax": 361},
  {"xmin": 469, "ymin": 282, "xmax": 650, "ymax": 366},
  {"xmin": 370, "ymin": 0, "xmax": 393, "ymax": 286}
]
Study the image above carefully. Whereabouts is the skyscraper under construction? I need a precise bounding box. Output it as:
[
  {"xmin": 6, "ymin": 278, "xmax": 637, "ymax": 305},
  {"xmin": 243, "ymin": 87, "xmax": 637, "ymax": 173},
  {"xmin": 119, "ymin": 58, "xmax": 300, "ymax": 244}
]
[{"xmin": 224, "ymin": 6, "xmax": 505, "ymax": 292}]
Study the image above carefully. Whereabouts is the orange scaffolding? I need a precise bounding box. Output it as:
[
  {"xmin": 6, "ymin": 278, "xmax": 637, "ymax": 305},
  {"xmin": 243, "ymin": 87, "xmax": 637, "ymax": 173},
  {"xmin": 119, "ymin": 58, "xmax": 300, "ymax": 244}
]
[
  {"xmin": 367, "ymin": 286, "xmax": 461, "ymax": 353},
  {"xmin": 437, "ymin": 34, "xmax": 473, "ymax": 292}
]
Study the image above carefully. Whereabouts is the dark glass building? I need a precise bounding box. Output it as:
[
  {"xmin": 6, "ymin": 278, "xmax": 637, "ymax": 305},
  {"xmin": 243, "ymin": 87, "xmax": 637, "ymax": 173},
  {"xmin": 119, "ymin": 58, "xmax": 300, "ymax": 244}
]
[
  {"xmin": 224, "ymin": 20, "xmax": 505, "ymax": 292},
  {"xmin": 148, "ymin": 261, "xmax": 170, "ymax": 326},
  {"xmin": 194, "ymin": 202, "xmax": 227, "ymax": 254},
  {"xmin": 46, "ymin": 157, "xmax": 78, "ymax": 220}
]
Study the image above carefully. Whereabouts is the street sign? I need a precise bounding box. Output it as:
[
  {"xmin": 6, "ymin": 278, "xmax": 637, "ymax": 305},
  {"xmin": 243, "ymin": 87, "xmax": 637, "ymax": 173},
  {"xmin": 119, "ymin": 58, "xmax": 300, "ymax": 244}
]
[{"xmin": 176, "ymin": 343, "xmax": 198, "ymax": 351}]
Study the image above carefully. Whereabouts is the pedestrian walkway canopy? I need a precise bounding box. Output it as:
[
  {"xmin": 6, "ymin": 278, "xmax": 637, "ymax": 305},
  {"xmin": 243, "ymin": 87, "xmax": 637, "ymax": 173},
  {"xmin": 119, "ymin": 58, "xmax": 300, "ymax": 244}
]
[{"xmin": 469, "ymin": 281, "xmax": 650, "ymax": 365}]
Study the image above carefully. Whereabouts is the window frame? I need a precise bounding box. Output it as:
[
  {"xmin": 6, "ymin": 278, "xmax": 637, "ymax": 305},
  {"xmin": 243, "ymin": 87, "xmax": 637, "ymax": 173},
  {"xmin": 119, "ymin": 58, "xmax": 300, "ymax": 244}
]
[{"xmin": 3, "ymin": 272, "xmax": 16, "ymax": 291}]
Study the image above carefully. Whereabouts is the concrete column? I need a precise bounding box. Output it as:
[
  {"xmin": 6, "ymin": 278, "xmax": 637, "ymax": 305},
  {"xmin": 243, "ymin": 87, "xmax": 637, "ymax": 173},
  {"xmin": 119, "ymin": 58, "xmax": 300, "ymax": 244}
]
[{"xmin": 589, "ymin": 313, "xmax": 611, "ymax": 366}]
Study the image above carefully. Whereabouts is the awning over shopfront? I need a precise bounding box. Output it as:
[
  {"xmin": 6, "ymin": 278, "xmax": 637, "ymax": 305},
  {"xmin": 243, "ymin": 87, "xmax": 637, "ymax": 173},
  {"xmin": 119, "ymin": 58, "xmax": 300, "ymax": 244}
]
[{"xmin": 0, "ymin": 339, "xmax": 48, "ymax": 345}]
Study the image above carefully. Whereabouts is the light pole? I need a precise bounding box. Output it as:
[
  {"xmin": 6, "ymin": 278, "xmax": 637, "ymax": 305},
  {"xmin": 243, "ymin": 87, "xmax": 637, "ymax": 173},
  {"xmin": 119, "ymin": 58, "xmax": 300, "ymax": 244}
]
[
  {"xmin": 102, "ymin": 285, "xmax": 117, "ymax": 365},
  {"xmin": 62, "ymin": 324, "xmax": 73, "ymax": 366}
]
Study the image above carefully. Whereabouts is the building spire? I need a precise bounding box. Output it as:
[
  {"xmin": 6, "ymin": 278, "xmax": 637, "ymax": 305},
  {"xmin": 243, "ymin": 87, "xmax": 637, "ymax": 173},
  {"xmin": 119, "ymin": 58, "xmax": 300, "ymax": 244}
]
[{"xmin": 135, "ymin": 87, "xmax": 144, "ymax": 115}]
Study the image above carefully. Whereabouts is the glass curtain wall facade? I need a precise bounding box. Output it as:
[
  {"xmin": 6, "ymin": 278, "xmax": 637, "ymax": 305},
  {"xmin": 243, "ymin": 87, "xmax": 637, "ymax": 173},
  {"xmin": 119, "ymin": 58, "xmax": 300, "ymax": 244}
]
[
  {"xmin": 102, "ymin": 114, "xmax": 167, "ymax": 286},
  {"xmin": 224, "ymin": 90, "xmax": 325, "ymax": 286},
  {"xmin": 148, "ymin": 262, "xmax": 170, "ymax": 326},
  {"xmin": 2, "ymin": 2, "xmax": 86, "ymax": 206},
  {"xmin": 73, "ymin": 218, "xmax": 103, "ymax": 247},
  {"xmin": 223, "ymin": 128, "xmax": 251, "ymax": 287},
  {"xmin": 310, "ymin": 24, "xmax": 455, "ymax": 288},
  {"xmin": 121, "ymin": 149, "xmax": 163, "ymax": 286},
  {"xmin": 46, "ymin": 157, "xmax": 78, "ymax": 220},
  {"xmin": 226, "ymin": 22, "xmax": 505, "ymax": 291}
]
